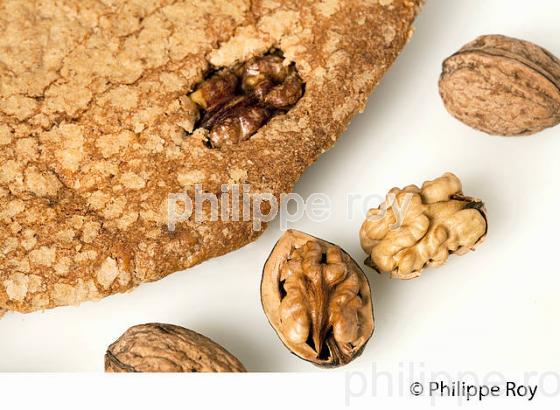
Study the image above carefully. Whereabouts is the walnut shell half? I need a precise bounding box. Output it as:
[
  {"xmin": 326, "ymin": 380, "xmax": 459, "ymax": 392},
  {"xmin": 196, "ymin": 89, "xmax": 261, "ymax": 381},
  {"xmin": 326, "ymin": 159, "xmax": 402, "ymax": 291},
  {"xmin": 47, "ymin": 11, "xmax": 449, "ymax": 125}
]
[
  {"xmin": 440, "ymin": 34, "xmax": 560, "ymax": 136},
  {"xmin": 105, "ymin": 323, "xmax": 246, "ymax": 372},
  {"xmin": 360, "ymin": 173, "xmax": 488, "ymax": 279},
  {"xmin": 261, "ymin": 230, "xmax": 374, "ymax": 368}
]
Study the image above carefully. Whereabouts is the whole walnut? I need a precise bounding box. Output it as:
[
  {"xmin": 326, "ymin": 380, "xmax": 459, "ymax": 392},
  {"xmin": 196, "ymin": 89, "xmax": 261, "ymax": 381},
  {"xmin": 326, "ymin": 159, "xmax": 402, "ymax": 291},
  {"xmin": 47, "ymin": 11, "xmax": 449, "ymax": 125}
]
[
  {"xmin": 261, "ymin": 230, "xmax": 374, "ymax": 368},
  {"xmin": 360, "ymin": 173, "xmax": 487, "ymax": 279},
  {"xmin": 105, "ymin": 323, "xmax": 246, "ymax": 372},
  {"xmin": 440, "ymin": 35, "xmax": 560, "ymax": 136}
]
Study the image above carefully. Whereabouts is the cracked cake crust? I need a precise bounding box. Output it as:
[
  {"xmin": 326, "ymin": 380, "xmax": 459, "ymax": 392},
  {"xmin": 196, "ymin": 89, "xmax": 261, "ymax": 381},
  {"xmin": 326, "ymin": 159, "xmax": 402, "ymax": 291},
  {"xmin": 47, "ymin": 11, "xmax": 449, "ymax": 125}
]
[{"xmin": 0, "ymin": 0, "xmax": 421, "ymax": 313}]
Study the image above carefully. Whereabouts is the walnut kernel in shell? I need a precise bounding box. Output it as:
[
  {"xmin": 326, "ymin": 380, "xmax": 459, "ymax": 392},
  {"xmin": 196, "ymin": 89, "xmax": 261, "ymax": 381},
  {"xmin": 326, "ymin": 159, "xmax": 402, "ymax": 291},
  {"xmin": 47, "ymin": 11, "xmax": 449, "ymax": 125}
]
[
  {"xmin": 261, "ymin": 230, "xmax": 374, "ymax": 368},
  {"xmin": 105, "ymin": 323, "xmax": 246, "ymax": 373},
  {"xmin": 439, "ymin": 34, "xmax": 560, "ymax": 136},
  {"xmin": 360, "ymin": 173, "xmax": 488, "ymax": 279}
]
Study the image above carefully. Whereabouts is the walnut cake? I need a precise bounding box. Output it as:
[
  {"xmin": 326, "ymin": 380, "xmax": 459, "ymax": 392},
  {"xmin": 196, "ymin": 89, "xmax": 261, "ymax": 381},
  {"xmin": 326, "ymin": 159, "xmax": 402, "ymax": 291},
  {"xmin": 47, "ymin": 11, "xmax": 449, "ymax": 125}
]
[{"xmin": 0, "ymin": 0, "xmax": 421, "ymax": 313}]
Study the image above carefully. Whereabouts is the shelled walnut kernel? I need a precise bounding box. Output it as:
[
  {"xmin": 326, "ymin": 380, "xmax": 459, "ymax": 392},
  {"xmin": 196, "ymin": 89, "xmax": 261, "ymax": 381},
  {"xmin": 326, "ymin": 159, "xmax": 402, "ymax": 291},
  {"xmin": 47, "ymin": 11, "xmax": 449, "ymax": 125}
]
[
  {"xmin": 360, "ymin": 173, "xmax": 488, "ymax": 279},
  {"xmin": 188, "ymin": 52, "xmax": 304, "ymax": 148}
]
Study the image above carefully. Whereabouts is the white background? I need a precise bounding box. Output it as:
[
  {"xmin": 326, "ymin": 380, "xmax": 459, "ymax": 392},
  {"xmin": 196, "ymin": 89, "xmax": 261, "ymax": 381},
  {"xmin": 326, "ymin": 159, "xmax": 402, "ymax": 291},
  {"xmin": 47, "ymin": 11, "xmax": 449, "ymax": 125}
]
[{"xmin": 1, "ymin": 0, "xmax": 559, "ymax": 408}]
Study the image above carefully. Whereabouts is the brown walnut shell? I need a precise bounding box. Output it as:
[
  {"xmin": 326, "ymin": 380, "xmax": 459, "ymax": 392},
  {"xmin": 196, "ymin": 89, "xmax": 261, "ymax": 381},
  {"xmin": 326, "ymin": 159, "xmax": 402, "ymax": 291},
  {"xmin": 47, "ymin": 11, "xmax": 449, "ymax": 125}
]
[
  {"xmin": 105, "ymin": 323, "xmax": 246, "ymax": 373},
  {"xmin": 261, "ymin": 230, "xmax": 374, "ymax": 368},
  {"xmin": 439, "ymin": 34, "xmax": 560, "ymax": 136}
]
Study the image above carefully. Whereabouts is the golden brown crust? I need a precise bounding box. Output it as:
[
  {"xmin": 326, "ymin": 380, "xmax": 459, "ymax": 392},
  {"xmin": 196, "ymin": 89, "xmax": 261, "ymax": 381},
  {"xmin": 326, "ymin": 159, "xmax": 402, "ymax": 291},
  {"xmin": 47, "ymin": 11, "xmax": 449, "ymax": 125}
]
[{"xmin": 0, "ymin": 0, "xmax": 421, "ymax": 313}]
